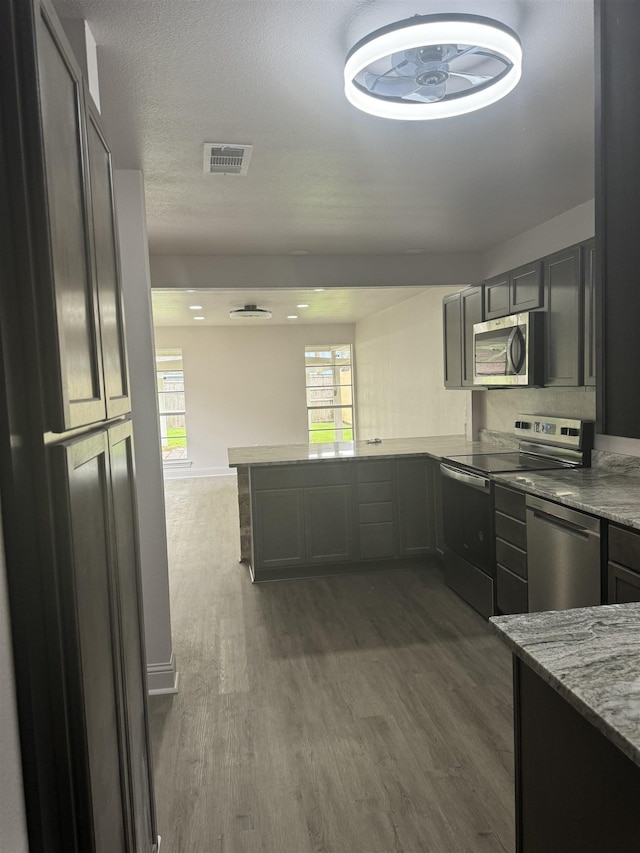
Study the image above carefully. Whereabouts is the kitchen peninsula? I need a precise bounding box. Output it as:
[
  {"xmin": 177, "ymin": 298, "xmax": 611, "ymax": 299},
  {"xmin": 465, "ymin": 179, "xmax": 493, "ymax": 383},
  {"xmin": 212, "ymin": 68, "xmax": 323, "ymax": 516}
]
[{"xmin": 228, "ymin": 436, "xmax": 489, "ymax": 581}]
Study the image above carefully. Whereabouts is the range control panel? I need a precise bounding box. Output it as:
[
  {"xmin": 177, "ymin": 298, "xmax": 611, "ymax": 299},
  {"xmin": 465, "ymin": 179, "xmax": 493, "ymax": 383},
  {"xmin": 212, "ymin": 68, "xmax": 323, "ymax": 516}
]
[{"xmin": 513, "ymin": 414, "xmax": 594, "ymax": 451}]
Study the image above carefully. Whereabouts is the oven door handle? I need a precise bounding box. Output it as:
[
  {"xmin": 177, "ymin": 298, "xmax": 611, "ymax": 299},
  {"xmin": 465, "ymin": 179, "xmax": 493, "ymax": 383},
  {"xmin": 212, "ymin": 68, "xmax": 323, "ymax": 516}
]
[{"xmin": 440, "ymin": 463, "xmax": 491, "ymax": 493}]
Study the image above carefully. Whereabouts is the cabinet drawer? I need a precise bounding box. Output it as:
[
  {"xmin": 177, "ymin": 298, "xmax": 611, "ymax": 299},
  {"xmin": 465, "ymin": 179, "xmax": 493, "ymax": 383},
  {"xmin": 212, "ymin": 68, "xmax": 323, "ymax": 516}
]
[
  {"xmin": 357, "ymin": 461, "xmax": 393, "ymax": 483},
  {"xmin": 495, "ymin": 511, "xmax": 527, "ymax": 550},
  {"xmin": 496, "ymin": 538, "xmax": 527, "ymax": 579},
  {"xmin": 609, "ymin": 525, "xmax": 640, "ymax": 572},
  {"xmin": 358, "ymin": 482, "xmax": 393, "ymax": 504},
  {"xmin": 494, "ymin": 485, "xmax": 526, "ymax": 522},
  {"xmin": 252, "ymin": 462, "xmax": 351, "ymax": 490},
  {"xmin": 359, "ymin": 502, "xmax": 393, "ymax": 524},
  {"xmin": 497, "ymin": 564, "xmax": 528, "ymax": 614},
  {"xmin": 359, "ymin": 523, "xmax": 395, "ymax": 559},
  {"xmin": 608, "ymin": 561, "xmax": 640, "ymax": 604}
]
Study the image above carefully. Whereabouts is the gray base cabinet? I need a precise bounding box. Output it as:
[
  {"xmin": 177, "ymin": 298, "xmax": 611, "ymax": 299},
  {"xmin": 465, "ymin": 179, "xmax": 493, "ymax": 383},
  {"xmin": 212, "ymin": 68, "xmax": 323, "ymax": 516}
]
[
  {"xmin": 250, "ymin": 457, "xmax": 439, "ymax": 580},
  {"xmin": 608, "ymin": 524, "xmax": 640, "ymax": 604}
]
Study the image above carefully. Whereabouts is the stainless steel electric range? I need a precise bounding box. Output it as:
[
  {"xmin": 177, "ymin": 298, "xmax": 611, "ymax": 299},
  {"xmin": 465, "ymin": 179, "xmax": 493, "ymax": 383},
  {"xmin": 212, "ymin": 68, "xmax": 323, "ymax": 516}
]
[{"xmin": 439, "ymin": 415, "xmax": 594, "ymax": 618}]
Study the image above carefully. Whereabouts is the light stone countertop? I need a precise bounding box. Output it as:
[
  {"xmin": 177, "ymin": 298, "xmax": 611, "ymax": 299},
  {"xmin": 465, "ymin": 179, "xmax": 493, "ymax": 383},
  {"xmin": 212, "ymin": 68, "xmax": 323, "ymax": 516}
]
[
  {"xmin": 491, "ymin": 603, "xmax": 640, "ymax": 767},
  {"xmin": 493, "ymin": 467, "xmax": 640, "ymax": 532},
  {"xmin": 228, "ymin": 435, "xmax": 493, "ymax": 467}
]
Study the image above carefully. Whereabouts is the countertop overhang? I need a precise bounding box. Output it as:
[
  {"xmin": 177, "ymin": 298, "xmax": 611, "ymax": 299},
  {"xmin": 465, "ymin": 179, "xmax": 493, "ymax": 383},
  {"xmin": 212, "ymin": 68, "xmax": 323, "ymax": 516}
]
[{"xmin": 492, "ymin": 603, "xmax": 640, "ymax": 769}]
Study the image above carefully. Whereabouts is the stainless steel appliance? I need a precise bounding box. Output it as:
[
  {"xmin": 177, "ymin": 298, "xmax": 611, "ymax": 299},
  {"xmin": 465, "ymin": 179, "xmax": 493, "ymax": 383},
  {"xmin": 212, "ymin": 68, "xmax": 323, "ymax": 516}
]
[
  {"xmin": 440, "ymin": 415, "xmax": 593, "ymax": 618},
  {"xmin": 526, "ymin": 497, "xmax": 601, "ymax": 612},
  {"xmin": 473, "ymin": 312, "xmax": 543, "ymax": 387}
]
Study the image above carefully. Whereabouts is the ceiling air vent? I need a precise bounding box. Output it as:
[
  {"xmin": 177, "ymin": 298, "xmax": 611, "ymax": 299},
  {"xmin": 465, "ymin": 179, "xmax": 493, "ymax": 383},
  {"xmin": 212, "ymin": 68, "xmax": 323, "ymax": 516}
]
[
  {"xmin": 203, "ymin": 142, "xmax": 253, "ymax": 175},
  {"xmin": 229, "ymin": 304, "xmax": 272, "ymax": 319}
]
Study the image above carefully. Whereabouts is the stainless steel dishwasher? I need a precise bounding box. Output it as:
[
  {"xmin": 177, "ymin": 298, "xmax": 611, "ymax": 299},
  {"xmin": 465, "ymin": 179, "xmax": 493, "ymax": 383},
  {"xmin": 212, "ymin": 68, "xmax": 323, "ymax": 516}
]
[{"xmin": 526, "ymin": 495, "xmax": 601, "ymax": 612}]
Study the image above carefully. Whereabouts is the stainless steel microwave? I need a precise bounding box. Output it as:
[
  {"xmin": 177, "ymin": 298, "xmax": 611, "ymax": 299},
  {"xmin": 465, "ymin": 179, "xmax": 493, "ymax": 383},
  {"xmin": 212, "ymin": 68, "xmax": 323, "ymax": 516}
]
[{"xmin": 472, "ymin": 312, "xmax": 543, "ymax": 387}]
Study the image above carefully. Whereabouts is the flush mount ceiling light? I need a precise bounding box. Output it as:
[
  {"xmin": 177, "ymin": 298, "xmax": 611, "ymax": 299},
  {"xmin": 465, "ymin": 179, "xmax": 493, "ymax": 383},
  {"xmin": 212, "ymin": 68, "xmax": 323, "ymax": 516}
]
[
  {"xmin": 344, "ymin": 13, "xmax": 522, "ymax": 121},
  {"xmin": 228, "ymin": 304, "xmax": 273, "ymax": 319}
]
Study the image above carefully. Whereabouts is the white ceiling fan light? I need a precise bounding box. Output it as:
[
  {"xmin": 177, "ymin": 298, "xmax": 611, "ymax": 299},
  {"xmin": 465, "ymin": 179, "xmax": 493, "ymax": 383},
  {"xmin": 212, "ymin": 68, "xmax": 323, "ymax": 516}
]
[
  {"xmin": 228, "ymin": 304, "xmax": 273, "ymax": 319},
  {"xmin": 344, "ymin": 13, "xmax": 522, "ymax": 121}
]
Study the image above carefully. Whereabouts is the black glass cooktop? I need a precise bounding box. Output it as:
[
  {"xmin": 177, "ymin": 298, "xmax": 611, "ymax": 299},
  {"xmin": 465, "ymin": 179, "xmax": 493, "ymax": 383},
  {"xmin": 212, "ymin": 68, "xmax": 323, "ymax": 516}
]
[{"xmin": 443, "ymin": 452, "xmax": 571, "ymax": 475}]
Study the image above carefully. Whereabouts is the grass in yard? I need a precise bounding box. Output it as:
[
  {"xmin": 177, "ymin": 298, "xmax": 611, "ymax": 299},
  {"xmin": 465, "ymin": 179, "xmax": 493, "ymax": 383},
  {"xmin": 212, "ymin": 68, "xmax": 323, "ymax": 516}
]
[
  {"xmin": 309, "ymin": 422, "xmax": 353, "ymax": 443},
  {"xmin": 162, "ymin": 427, "xmax": 187, "ymax": 450}
]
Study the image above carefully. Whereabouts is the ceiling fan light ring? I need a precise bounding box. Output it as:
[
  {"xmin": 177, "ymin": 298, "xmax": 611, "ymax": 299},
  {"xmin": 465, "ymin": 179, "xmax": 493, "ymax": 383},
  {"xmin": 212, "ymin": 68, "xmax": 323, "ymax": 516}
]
[{"xmin": 344, "ymin": 14, "xmax": 522, "ymax": 120}]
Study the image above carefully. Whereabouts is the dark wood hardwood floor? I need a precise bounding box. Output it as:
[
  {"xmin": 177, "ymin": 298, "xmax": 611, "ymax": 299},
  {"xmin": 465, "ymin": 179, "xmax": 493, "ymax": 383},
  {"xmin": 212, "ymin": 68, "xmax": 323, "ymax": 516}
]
[{"xmin": 150, "ymin": 477, "xmax": 514, "ymax": 853}]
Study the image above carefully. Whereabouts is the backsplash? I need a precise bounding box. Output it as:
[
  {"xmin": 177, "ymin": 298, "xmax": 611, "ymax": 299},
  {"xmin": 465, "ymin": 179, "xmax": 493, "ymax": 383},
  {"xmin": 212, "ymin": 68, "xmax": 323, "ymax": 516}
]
[{"xmin": 473, "ymin": 387, "xmax": 596, "ymax": 434}]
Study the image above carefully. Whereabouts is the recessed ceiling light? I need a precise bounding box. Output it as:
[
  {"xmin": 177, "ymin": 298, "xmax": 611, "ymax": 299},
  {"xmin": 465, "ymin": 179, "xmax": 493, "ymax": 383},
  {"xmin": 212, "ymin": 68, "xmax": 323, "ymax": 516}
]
[
  {"xmin": 297, "ymin": 303, "xmax": 310, "ymax": 308},
  {"xmin": 186, "ymin": 289, "xmax": 195, "ymax": 293},
  {"xmin": 405, "ymin": 248, "xmax": 425, "ymax": 255},
  {"xmin": 193, "ymin": 316, "xmax": 205, "ymax": 320},
  {"xmin": 314, "ymin": 288, "xmax": 324, "ymax": 292},
  {"xmin": 344, "ymin": 14, "xmax": 522, "ymax": 121},
  {"xmin": 287, "ymin": 315, "xmax": 298, "ymax": 320},
  {"xmin": 189, "ymin": 305, "xmax": 203, "ymax": 310}
]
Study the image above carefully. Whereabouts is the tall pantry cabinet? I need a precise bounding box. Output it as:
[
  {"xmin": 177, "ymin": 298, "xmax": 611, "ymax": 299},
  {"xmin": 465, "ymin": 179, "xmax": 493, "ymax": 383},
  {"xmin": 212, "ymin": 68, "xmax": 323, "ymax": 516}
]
[{"xmin": 0, "ymin": 0, "xmax": 157, "ymax": 851}]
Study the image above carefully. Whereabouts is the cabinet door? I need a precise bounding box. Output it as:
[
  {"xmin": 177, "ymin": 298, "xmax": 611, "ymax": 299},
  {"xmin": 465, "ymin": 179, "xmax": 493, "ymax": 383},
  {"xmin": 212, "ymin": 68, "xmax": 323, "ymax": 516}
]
[
  {"xmin": 443, "ymin": 292, "xmax": 462, "ymax": 388},
  {"xmin": 510, "ymin": 261, "xmax": 544, "ymax": 313},
  {"xmin": 397, "ymin": 458, "xmax": 435, "ymax": 555},
  {"xmin": 108, "ymin": 421, "xmax": 157, "ymax": 852},
  {"xmin": 484, "ymin": 274, "xmax": 510, "ymax": 320},
  {"xmin": 87, "ymin": 104, "xmax": 132, "ymax": 418},
  {"xmin": 431, "ymin": 461, "xmax": 445, "ymax": 556},
  {"xmin": 543, "ymin": 246, "xmax": 583, "ymax": 386},
  {"xmin": 583, "ymin": 239, "xmax": 597, "ymax": 387},
  {"xmin": 35, "ymin": 6, "xmax": 105, "ymax": 431},
  {"xmin": 253, "ymin": 488, "xmax": 305, "ymax": 569},
  {"xmin": 50, "ymin": 430, "xmax": 128, "ymax": 853},
  {"xmin": 608, "ymin": 562, "xmax": 640, "ymax": 604},
  {"xmin": 305, "ymin": 484, "xmax": 354, "ymax": 564},
  {"xmin": 461, "ymin": 286, "xmax": 484, "ymax": 387}
]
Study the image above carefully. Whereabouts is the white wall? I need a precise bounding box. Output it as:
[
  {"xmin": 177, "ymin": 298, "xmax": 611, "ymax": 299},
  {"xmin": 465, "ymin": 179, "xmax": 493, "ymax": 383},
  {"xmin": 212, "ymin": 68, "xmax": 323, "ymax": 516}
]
[
  {"xmin": 354, "ymin": 287, "xmax": 468, "ymax": 439},
  {"xmin": 0, "ymin": 502, "xmax": 29, "ymax": 853},
  {"xmin": 154, "ymin": 323, "xmax": 355, "ymax": 473},
  {"xmin": 114, "ymin": 171, "xmax": 177, "ymax": 695},
  {"xmin": 483, "ymin": 199, "xmax": 594, "ymax": 278}
]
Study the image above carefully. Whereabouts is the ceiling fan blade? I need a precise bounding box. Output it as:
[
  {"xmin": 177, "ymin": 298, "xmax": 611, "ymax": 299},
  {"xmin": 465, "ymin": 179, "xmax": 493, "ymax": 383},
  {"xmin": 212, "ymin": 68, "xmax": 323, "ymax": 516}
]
[
  {"xmin": 409, "ymin": 84, "xmax": 447, "ymax": 103},
  {"xmin": 448, "ymin": 45, "xmax": 480, "ymax": 63},
  {"xmin": 390, "ymin": 50, "xmax": 419, "ymax": 76},
  {"xmin": 448, "ymin": 71, "xmax": 493, "ymax": 86},
  {"xmin": 363, "ymin": 72, "xmax": 419, "ymax": 97}
]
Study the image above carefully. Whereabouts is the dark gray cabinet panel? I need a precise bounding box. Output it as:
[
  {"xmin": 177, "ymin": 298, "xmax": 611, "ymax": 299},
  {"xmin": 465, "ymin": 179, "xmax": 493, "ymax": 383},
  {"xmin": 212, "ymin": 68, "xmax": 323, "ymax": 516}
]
[
  {"xmin": 432, "ymin": 461, "xmax": 444, "ymax": 556},
  {"xmin": 36, "ymin": 8, "xmax": 105, "ymax": 430},
  {"xmin": 51, "ymin": 431, "xmax": 127, "ymax": 853},
  {"xmin": 304, "ymin": 485, "xmax": 354, "ymax": 564},
  {"xmin": 87, "ymin": 106, "xmax": 131, "ymax": 419},
  {"xmin": 495, "ymin": 484, "xmax": 528, "ymax": 613},
  {"xmin": 360, "ymin": 523, "xmax": 395, "ymax": 559},
  {"xmin": 543, "ymin": 246, "xmax": 583, "ymax": 387},
  {"xmin": 397, "ymin": 459, "xmax": 435, "ymax": 555},
  {"xmin": 496, "ymin": 565, "xmax": 528, "ymax": 614},
  {"xmin": 461, "ymin": 286, "xmax": 484, "ymax": 387},
  {"xmin": 443, "ymin": 293, "xmax": 463, "ymax": 388},
  {"xmin": 608, "ymin": 525, "xmax": 640, "ymax": 604},
  {"xmin": 484, "ymin": 274, "xmax": 510, "ymax": 320},
  {"xmin": 254, "ymin": 488, "xmax": 305, "ymax": 569},
  {"xmin": 510, "ymin": 261, "xmax": 544, "ymax": 313},
  {"xmin": 583, "ymin": 239, "xmax": 596, "ymax": 387},
  {"xmin": 108, "ymin": 422, "xmax": 157, "ymax": 853}
]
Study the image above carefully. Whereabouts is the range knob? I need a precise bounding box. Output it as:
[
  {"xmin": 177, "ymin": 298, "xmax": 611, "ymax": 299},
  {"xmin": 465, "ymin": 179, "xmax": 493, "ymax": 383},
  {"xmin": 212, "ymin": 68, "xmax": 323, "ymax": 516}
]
[
  {"xmin": 515, "ymin": 420, "xmax": 531, "ymax": 429},
  {"xmin": 561, "ymin": 427, "xmax": 580, "ymax": 437}
]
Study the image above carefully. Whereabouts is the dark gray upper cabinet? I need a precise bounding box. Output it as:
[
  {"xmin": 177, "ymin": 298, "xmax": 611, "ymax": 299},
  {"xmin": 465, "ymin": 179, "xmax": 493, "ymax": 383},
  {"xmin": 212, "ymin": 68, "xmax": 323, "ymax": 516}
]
[
  {"xmin": 35, "ymin": 7, "xmax": 106, "ymax": 431},
  {"xmin": 461, "ymin": 286, "xmax": 484, "ymax": 387},
  {"xmin": 511, "ymin": 261, "xmax": 544, "ymax": 313},
  {"xmin": 484, "ymin": 273, "xmax": 510, "ymax": 320},
  {"xmin": 86, "ymin": 104, "xmax": 132, "ymax": 418},
  {"xmin": 484, "ymin": 263, "xmax": 543, "ymax": 320},
  {"xmin": 583, "ymin": 239, "xmax": 596, "ymax": 387},
  {"xmin": 443, "ymin": 292, "xmax": 463, "ymax": 388},
  {"xmin": 543, "ymin": 246, "xmax": 583, "ymax": 387}
]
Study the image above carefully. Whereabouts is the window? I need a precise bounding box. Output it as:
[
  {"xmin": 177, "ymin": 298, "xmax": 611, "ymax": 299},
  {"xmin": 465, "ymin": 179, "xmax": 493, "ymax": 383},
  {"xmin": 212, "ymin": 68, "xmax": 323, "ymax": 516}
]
[
  {"xmin": 305, "ymin": 345, "xmax": 354, "ymax": 443},
  {"xmin": 156, "ymin": 348, "xmax": 188, "ymax": 462}
]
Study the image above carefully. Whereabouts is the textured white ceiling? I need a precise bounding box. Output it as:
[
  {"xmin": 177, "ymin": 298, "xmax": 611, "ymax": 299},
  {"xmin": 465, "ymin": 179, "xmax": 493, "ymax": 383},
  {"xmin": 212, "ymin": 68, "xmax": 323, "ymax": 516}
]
[
  {"xmin": 151, "ymin": 286, "xmax": 431, "ymax": 326},
  {"xmin": 54, "ymin": 0, "xmax": 595, "ymax": 257}
]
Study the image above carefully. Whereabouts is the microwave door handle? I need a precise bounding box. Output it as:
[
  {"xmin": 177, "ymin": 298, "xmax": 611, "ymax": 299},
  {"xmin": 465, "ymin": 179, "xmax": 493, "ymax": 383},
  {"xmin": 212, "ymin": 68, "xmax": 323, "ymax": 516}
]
[{"xmin": 508, "ymin": 326, "xmax": 525, "ymax": 374}]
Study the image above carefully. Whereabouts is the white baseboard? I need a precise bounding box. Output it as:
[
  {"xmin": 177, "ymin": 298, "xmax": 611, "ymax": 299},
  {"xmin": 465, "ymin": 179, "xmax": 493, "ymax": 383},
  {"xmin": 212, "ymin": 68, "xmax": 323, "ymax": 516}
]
[
  {"xmin": 147, "ymin": 651, "xmax": 180, "ymax": 694},
  {"xmin": 163, "ymin": 466, "xmax": 237, "ymax": 480}
]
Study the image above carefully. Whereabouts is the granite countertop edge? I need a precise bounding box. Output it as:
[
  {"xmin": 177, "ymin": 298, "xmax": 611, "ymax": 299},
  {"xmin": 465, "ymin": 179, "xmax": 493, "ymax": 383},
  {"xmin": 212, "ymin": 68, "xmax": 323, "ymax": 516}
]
[{"xmin": 491, "ymin": 606, "xmax": 640, "ymax": 768}]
